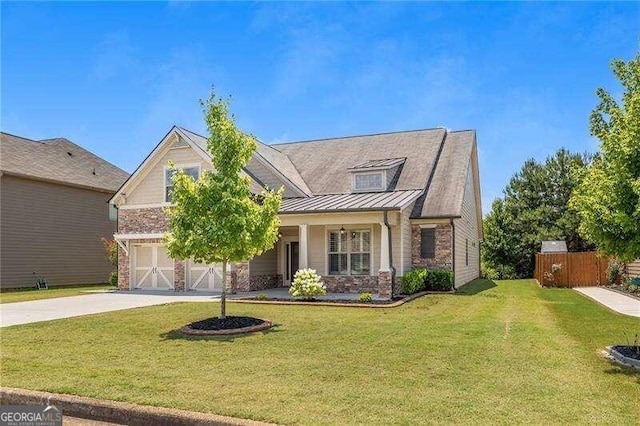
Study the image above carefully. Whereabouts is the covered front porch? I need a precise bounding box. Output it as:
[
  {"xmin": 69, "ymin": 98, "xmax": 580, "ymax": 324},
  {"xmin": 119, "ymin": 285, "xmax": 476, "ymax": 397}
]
[{"xmin": 247, "ymin": 211, "xmax": 400, "ymax": 298}]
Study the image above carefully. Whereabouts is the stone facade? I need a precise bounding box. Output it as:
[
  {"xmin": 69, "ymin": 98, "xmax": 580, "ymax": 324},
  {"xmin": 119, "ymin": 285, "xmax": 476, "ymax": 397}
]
[
  {"xmin": 322, "ymin": 275, "xmax": 379, "ymax": 294},
  {"xmin": 235, "ymin": 262, "xmax": 250, "ymax": 292},
  {"xmin": 174, "ymin": 259, "xmax": 185, "ymax": 292},
  {"xmin": 249, "ymin": 274, "xmax": 283, "ymax": 291},
  {"xmin": 411, "ymin": 224, "xmax": 453, "ymax": 270},
  {"xmin": 118, "ymin": 207, "xmax": 169, "ymax": 234},
  {"xmin": 378, "ymin": 271, "xmax": 393, "ymax": 299}
]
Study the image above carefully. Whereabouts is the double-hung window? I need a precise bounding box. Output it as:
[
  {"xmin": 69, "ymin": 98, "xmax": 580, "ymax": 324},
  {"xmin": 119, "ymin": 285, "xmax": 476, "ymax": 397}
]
[
  {"xmin": 165, "ymin": 166, "xmax": 200, "ymax": 202},
  {"xmin": 328, "ymin": 229, "xmax": 371, "ymax": 275}
]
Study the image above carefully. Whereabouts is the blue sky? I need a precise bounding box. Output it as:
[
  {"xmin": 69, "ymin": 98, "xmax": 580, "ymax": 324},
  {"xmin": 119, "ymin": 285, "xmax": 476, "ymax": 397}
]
[{"xmin": 2, "ymin": 2, "xmax": 639, "ymax": 213}]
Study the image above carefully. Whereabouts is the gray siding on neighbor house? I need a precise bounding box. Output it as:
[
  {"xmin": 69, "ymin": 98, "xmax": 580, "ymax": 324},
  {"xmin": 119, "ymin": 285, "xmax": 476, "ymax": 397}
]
[
  {"xmin": 453, "ymin": 161, "xmax": 481, "ymax": 287},
  {"xmin": 0, "ymin": 174, "xmax": 116, "ymax": 288}
]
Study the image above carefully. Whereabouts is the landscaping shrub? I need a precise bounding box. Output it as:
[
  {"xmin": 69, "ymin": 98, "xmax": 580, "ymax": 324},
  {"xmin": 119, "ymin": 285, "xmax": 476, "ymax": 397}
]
[
  {"xmin": 401, "ymin": 269, "xmax": 427, "ymax": 294},
  {"xmin": 481, "ymin": 262, "xmax": 499, "ymax": 280},
  {"xmin": 606, "ymin": 258, "xmax": 624, "ymax": 284},
  {"xmin": 289, "ymin": 268, "xmax": 326, "ymax": 299},
  {"xmin": 108, "ymin": 271, "xmax": 118, "ymax": 287},
  {"xmin": 425, "ymin": 269, "xmax": 454, "ymax": 291},
  {"xmin": 358, "ymin": 292, "xmax": 373, "ymax": 302},
  {"xmin": 257, "ymin": 292, "xmax": 267, "ymax": 300}
]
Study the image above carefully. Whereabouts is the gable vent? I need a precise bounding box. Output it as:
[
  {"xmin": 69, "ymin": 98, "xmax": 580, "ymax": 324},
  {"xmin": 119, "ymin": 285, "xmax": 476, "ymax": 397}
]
[{"xmin": 170, "ymin": 137, "xmax": 189, "ymax": 149}]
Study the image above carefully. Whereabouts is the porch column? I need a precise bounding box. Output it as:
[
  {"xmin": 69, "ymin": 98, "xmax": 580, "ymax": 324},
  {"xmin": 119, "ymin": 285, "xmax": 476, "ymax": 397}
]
[
  {"xmin": 299, "ymin": 224, "xmax": 309, "ymax": 269},
  {"xmin": 379, "ymin": 222, "xmax": 390, "ymax": 272}
]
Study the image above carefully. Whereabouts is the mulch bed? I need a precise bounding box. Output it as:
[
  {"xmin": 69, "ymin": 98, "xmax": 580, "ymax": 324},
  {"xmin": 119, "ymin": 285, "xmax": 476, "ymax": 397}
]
[
  {"xmin": 231, "ymin": 290, "xmax": 454, "ymax": 308},
  {"xmin": 611, "ymin": 345, "xmax": 640, "ymax": 361},
  {"xmin": 180, "ymin": 316, "xmax": 272, "ymax": 336},
  {"xmin": 606, "ymin": 285, "xmax": 640, "ymax": 301},
  {"xmin": 242, "ymin": 297, "xmax": 404, "ymax": 305}
]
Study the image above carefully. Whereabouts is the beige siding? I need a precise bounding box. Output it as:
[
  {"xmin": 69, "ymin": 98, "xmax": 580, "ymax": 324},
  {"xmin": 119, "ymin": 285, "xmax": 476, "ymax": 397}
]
[
  {"xmin": 453, "ymin": 162, "xmax": 481, "ymax": 287},
  {"xmin": 250, "ymin": 247, "xmax": 278, "ymax": 276},
  {"xmin": 0, "ymin": 175, "xmax": 116, "ymax": 288},
  {"xmin": 307, "ymin": 224, "xmax": 381, "ymax": 276},
  {"xmin": 399, "ymin": 205, "xmax": 413, "ymax": 276},
  {"xmin": 628, "ymin": 260, "xmax": 640, "ymax": 278},
  {"xmin": 126, "ymin": 146, "xmax": 213, "ymax": 205}
]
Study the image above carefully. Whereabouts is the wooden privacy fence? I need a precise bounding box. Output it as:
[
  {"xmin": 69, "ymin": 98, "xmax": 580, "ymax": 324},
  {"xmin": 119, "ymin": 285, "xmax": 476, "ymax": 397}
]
[{"xmin": 535, "ymin": 252, "xmax": 609, "ymax": 287}]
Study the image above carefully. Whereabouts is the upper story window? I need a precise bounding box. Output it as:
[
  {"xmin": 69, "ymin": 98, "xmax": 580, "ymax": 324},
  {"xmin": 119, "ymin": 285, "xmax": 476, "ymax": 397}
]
[
  {"xmin": 353, "ymin": 172, "xmax": 384, "ymax": 191},
  {"xmin": 165, "ymin": 166, "xmax": 200, "ymax": 202}
]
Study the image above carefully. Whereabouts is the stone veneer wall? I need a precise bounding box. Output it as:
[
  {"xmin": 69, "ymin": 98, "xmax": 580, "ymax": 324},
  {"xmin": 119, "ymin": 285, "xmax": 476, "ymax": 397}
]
[
  {"xmin": 249, "ymin": 275, "xmax": 283, "ymax": 291},
  {"xmin": 118, "ymin": 207, "xmax": 169, "ymax": 234},
  {"xmin": 411, "ymin": 224, "xmax": 453, "ymax": 270},
  {"xmin": 322, "ymin": 275, "xmax": 379, "ymax": 294}
]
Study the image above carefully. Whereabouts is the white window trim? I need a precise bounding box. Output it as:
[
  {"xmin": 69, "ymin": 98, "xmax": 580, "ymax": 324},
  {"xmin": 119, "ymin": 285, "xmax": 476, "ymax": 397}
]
[
  {"xmin": 163, "ymin": 163, "xmax": 201, "ymax": 203},
  {"xmin": 351, "ymin": 171, "xmax": 386, "ymax": 192},
  {"xmin": 325, "ymin": 226, "xmax": 374, "ymax": 276}
]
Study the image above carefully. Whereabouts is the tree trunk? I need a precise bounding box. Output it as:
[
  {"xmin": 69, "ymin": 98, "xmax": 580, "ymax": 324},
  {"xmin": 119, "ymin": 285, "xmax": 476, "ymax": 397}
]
[{"xmin": 220, "ymin": 259, "xmax": 227, "ymax": 319}]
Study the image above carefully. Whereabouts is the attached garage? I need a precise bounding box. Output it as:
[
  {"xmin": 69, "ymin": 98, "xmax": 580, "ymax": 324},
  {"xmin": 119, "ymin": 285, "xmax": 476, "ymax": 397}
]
[
  {"xmin": 187, "ymin": 260, "xmax": 223, "ymax": 291},
  {"xmin": 131, "ymin": 245, "xmax": 174, "ymax": 290}
]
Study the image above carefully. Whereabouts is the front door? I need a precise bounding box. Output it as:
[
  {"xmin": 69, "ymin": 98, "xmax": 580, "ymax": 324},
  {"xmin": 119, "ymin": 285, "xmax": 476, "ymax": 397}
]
[{"xmin": 284, "ymin": 241, "xmax": 299, "ymax": 286}]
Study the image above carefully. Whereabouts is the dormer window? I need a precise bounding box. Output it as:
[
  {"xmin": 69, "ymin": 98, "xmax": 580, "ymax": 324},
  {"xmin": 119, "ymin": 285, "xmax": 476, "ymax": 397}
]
[
  {"xmin": 348, "ymin": 158, "xmax": 405, "ymax": 193},
  {"xmin": 353, "ymin": 172, "xmax": 384, "ymax": 191}
]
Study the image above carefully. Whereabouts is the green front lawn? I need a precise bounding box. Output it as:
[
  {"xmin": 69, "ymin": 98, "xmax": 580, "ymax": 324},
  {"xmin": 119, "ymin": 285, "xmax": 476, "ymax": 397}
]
[
  {"xmin": 0, "ymin": 285, "xmax": 115, "ymax": 304},
  {"xmin": 1, "ymin": 280, "xmax": 638, "ymax": 424}
]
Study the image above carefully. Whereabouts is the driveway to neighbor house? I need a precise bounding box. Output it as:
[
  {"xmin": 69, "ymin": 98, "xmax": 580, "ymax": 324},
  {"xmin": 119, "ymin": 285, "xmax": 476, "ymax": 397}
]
[
  {"xmin": 574, "ymin": 287, "xmax": 640, "ymax": 317},
  {"xmin": 0, "ymin": 292, "xmax": 222, "ymax": 327}
]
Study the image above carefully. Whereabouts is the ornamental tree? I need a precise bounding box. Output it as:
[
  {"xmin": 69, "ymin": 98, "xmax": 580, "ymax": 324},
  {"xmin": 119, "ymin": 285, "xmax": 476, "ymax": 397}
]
[
  {"xmin": 165, "ymin": 91, "xmax": 283, "ymax": 318},
  {"xmin": 570, "ymin": 53, "xmax": 640, "ymax": 262}
]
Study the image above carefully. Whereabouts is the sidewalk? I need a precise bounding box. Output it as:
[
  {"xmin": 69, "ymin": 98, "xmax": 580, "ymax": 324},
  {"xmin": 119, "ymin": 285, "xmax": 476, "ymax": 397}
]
[{"xmin": 574, "ymin": 287, "xmax": 640, "ymax": 317}]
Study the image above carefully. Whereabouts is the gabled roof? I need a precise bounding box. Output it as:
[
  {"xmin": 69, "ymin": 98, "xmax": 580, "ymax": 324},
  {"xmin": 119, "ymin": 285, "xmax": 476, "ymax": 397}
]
[
  {"xmin": 0, "ymin": 132, "xmax": 128, "ymax": 192},
  {"xmin": 177, "ymin": 127, "xmax": 311, "ymax": 197},
  {"xmin": 541, "ymin": 241, "xmax": 568, "ymax": 253}
]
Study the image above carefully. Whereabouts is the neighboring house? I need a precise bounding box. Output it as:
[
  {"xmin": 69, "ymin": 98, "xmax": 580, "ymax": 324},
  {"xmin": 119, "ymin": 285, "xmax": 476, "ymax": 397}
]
[
  {"xmin": 541, "ymin": 241, "xmax": 568, "ymax": 254},
  {"xmin": 0, "ymin": 132, "xmax": 129, "ymax": 289},
  {"xmin": 628, "ymin": 260, "xmax": 640, "ymax": 278},
  {"xmin": 110, "ymin": 126, "xmax": 483, "ymax": 298}
]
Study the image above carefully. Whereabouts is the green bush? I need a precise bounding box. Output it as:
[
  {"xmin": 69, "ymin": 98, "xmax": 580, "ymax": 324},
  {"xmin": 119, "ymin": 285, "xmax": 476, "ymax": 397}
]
[
  {"xmin": 257, "ymin": 292, "xmax": 267, "ymax": 300},
  {"xmin": 401, "ymin": 269, "xmax": 427, "ymax": 294},
  {"xmin": 425, "ymin": 269, "xmax": 454, "ymax": 291},
  {"xmin": 358, "ymin": 292, "xmax": 373, "ymax": 302},
  {"xmin": 481, "ymin": 262, "xmax": 499, "ymax": 280},
  {"xmin": 108, "ymin": 271, "xmax": 118, "ymax": 287},
  {"xmin": 289, "ymin": 268, "xmax": 326, "ymax": 299},
  {"xmin": 606, "ymin": 258, "xmax": 624, "ymax": 284}
]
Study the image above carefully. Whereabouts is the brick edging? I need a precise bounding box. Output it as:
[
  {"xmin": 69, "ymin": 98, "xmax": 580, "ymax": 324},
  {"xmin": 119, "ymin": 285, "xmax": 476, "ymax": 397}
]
[
  {"xmin": 229, "ymin": 290, "xmax": 454, "ymax": 309},
  {"xmin": 0, "ymin": 387, "xmax": 277, "ymax": 426},
  {"xmin": 180, "ymin": 320, "xmax": 273, "ymax": 336}
]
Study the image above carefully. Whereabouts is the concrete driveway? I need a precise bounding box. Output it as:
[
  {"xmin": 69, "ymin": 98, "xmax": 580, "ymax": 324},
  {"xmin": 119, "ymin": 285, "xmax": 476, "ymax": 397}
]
[{"xmin": 0, "ymin": 291, "xmax": 222, "ymax": 327}]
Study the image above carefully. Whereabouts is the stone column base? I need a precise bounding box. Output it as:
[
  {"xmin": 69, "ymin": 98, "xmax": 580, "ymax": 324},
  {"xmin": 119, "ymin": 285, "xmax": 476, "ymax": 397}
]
[{"xmin": 378, "ymin": 270, "xmax": 393, "ymax": 299}]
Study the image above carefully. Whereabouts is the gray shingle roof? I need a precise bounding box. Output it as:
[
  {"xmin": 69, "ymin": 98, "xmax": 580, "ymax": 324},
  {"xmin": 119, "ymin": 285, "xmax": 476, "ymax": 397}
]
[
  {"xmin": 175, "ymin": 126, "xmax": 478, "ymax": 218},
  {"xmin": 413, "ymin": 130, "xmax": 476, "ymax": 218},
  {"xmin": 541, "ymin": 241, "xmax": 568, "ymax": 253},
  {"xmin": 280, "ymin": 190, "xmax": 423, "ymax": 214},
  {"xmin": 272, "ymin": 129, "xmax": 447, "ymax": 195},
  {"xmin": 0, "ymin": 132, "xmax": 129, "ymax": 192}
]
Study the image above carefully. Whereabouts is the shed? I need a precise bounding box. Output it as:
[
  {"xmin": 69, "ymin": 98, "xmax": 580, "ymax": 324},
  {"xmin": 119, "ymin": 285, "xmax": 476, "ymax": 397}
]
[{"xmin": 541, "ymin": 241, "xmax": 568, "ymax": 253}]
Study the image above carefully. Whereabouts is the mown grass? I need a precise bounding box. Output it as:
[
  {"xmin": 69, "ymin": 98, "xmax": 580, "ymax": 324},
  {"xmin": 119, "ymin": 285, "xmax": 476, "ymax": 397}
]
[
  {"xmin": 0, "ymin": 285, "xmax": 114, "ymax": 304},
  {"xmin": 1, "ymin": 279, "xmax": 638, "ymax": 424}
]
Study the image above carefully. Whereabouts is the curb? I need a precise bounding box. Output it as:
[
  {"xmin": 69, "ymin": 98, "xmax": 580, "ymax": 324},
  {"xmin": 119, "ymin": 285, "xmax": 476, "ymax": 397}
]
[
  {"xmin": 604, "ymin": 346, "xmax": 640, "ymax": 369},
  {"xmin": 229, "ymin": 290, "xmax": 454, "ymax": 308},
  {"xmin": 0, "ymin": 387, "xmax": 277, "ymax": 426}
]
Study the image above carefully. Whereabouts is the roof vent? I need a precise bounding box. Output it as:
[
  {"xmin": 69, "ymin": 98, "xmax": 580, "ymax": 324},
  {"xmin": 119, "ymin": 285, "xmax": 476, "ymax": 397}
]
[
  {"xmin": 67, "ymin": 151, "xmax": 73, "ymax": 157},
  {"xmin": 92, "ymin": 168, "xmax": 96, "ymax": 175}
]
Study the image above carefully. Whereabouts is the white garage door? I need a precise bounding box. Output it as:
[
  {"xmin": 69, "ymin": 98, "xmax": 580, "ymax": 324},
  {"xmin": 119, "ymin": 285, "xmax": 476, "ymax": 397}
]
[
  {"xmin": 187, "ymin": 260, "xmax": 223, "ymax": 291},
  {"xmin": 133, "ymin": 245, "xmax": 174, "ymax": 290}
]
